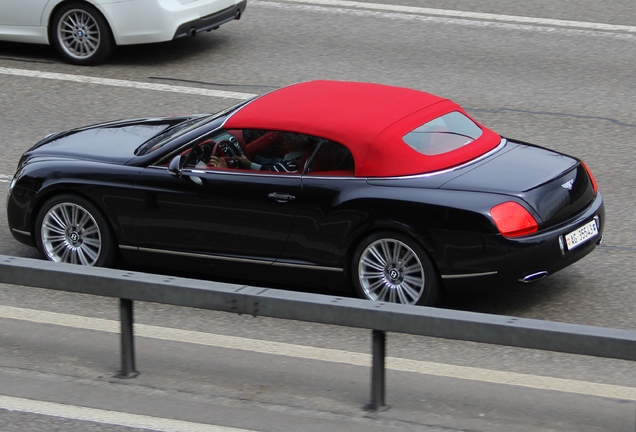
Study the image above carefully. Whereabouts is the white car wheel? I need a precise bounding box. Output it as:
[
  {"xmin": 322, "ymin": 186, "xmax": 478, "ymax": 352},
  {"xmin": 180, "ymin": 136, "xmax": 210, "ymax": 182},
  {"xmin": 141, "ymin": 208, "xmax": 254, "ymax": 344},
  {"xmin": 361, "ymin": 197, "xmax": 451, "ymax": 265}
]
[{"xmin": 52, "ymin": 3, "xmax": 114, "ymax": 65}]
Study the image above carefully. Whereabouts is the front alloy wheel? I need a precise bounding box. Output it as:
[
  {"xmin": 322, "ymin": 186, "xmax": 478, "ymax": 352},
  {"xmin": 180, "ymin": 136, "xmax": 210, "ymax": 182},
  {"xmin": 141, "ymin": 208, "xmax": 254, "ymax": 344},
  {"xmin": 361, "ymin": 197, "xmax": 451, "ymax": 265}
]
[
  {"xmin": 36, "ymin": 195, "xmax": 116, "ymax": 267},
  {"xmin": 353, "ymin": 232, "xmax": 439, "ymax": 306}
]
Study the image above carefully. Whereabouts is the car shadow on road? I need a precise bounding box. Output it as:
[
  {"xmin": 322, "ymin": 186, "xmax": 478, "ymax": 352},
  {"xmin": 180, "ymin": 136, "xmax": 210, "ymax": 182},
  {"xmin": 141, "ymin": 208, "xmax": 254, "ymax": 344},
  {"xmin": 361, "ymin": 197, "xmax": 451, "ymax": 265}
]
[
  {"xmin": 107, "ymin": 33, "xmax": 230, "ymax": 67},
  {"xmin": 0, "ymin": 32, "xmax": 230, "ymax": 67},
  {"xmin": 0, "ymin": 41, "xmax": 58, "ymax": 64},
  {"xmin": 124, "ymin": 259, "xmax": 575, "ymax": 320},
  {"xmin": 440, "ymin": 273, "xmax": 575, "ymax": 318}
]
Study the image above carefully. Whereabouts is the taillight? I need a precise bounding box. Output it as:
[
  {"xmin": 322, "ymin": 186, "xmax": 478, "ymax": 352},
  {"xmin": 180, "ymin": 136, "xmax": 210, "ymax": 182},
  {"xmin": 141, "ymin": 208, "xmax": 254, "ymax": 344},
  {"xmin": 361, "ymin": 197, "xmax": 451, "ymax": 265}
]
[
  {"xmin": 581, "ymin": 161, "xmax": 598, "ymax": 194},
  {"xmin": 491, "ymin": 202, "xmax": 538, "ymax": 237}
]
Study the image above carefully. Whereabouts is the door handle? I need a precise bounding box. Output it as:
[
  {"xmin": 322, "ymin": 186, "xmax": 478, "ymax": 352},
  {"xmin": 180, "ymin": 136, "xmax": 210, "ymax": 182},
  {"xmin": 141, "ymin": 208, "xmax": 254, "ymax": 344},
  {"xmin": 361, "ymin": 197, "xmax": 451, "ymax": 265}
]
[{"xmin": 268, "ymin": 192, "xmax": 295, "ymax": 202}]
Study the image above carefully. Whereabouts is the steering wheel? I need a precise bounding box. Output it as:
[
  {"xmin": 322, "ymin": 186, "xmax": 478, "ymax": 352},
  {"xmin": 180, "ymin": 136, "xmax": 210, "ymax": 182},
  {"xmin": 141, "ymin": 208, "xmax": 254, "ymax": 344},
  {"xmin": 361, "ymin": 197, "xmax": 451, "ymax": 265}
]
[
  {"xmin": 211, "ymin": 137, "xmax": 246, "ymax": 168},
  {"xmin": 221, "ymin": 136, "xmax": 246, "ymax": 157}
]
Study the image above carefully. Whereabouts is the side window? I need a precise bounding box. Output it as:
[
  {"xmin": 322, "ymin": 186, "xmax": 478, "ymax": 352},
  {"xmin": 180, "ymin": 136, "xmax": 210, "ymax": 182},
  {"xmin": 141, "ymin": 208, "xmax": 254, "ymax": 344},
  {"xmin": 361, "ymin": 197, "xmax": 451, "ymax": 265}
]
[
  {"xmin": 176, "ymin": 131, "xmax": 239, "ymax": 169},
  {"xmin": 243, "ymin": 130, "xmax": 316, "ymax": 174},
  {"xmin": 176, "ymin": 129, "xmax": 318, "ymax": 174},
  {"xmin": 306, "ymin": 140, "xmax": 355, "ymax": 176},
  {"xmin": 160, "ymin": 130, "xmax": 352, "ymax": 175},
  {"xmin": 154, "ymin": 131, "xmax": 218, "ymax": 168}
]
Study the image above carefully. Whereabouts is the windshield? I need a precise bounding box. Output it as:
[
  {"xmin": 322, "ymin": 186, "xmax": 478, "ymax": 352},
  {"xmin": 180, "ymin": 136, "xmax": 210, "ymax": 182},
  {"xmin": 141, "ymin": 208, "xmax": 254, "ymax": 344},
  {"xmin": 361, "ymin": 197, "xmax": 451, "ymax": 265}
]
[
  {"xmin": 136, "ymin": 99, "xmax": 254, "ymax": 156},
  {"xmin": 403, "ymin": 111, "xmax": 483, "ymax": 156},
  {"xmin": 135, "ymin": 115, "xmax": 212, "ymax": 155}
]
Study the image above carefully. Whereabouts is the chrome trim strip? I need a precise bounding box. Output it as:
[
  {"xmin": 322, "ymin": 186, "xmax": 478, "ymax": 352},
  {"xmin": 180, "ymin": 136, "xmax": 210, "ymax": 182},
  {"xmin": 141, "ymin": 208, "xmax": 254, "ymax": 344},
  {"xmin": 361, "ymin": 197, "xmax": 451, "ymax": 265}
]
[
  {"xmin": 441, "ymin": 271, "xmax": 498, "ymax": 279},
  {"xmin": 145, "ymin": 164, "xmax": 304, "ymax": 179},
  {"xmin": 135, "ymin": 246, "xmax": 271, "ymax": 264},
  {"xmin": 379, "ymin": 138, "xmax": 508, "ymax": 180},
  {"xmin": 120, "ymin": 245, "xmax": 343, "ymax": 272},
  {"xmin": 11, "ymin": 228, "xmax": 31, "ymax": 236},
  {"xmin": 302, "ymin": 174, "xmax": 358, "ymax": 180},
  {"xmin": 148, "ymin": 164, "xmax": 361, "ymax": 181},
  {"xmin": 271, "ymin": 261, "xmax": 343, "ymax": 272}
]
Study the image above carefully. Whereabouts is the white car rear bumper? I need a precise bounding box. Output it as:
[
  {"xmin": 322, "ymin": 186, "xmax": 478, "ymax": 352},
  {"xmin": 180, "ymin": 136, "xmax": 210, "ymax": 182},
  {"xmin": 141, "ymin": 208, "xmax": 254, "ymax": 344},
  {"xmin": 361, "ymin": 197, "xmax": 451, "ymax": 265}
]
[{"xmin": 98, "ymin": 0, "xmax": 246, "ymax": 45}]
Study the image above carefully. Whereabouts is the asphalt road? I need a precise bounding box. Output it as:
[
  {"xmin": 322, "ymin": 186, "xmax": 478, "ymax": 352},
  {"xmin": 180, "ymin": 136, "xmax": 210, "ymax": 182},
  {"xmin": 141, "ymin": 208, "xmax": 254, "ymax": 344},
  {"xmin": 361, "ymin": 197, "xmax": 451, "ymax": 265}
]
[{"xmin": 1, "ymin": 0, "xmax": 636, "ymax": 430}]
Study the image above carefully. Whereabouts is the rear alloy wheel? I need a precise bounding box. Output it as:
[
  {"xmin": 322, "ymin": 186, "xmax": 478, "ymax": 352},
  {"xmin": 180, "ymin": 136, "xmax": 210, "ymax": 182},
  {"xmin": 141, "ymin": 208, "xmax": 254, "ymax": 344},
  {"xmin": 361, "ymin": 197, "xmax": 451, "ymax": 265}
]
[
  {"xmin": 51, "ymin": 3, "xmax": 114, "ymax": 65},
  {"xmin": 352, "ymin": 232, "xmax": 439, "ymax": 306},
  {"xmin": 35, "ymin": 195, "xmax": 116, "ymax": 267}
]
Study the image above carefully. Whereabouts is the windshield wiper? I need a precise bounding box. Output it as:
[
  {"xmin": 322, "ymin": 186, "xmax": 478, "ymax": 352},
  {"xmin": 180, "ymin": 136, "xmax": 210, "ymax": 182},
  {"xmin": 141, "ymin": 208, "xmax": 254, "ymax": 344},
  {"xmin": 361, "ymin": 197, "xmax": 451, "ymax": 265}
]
[{"xmin": 136, "ymin": 117, "xmax": 205, "ymax": 156}]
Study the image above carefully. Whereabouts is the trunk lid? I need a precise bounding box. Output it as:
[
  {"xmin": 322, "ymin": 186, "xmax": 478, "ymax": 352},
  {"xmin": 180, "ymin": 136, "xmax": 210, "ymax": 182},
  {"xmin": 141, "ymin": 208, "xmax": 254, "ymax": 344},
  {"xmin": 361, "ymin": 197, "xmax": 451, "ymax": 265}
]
[{"xmin": 440, "ymin": 140, "xmax": 596, "ymax": 226}]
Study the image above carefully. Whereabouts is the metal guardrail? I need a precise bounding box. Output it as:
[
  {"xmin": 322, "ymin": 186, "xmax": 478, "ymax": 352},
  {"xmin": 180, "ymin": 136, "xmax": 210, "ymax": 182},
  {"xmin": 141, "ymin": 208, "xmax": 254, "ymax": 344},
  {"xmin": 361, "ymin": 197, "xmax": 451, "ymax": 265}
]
[{"xmin": 1, "ymin": 254, "xmax": 636, "ymax": 410}]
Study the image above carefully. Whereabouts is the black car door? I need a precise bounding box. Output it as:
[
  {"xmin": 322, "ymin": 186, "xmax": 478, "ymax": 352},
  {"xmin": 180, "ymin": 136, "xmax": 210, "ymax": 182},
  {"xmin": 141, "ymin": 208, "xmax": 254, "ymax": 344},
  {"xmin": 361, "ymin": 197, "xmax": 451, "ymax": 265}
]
[
  {"xmin": 277, "ymin": 139, "xmax": 361, "ymax": 270},
  {"xmin": 131, "ymin": 166, "xmax": 301, "ymax": 264}
]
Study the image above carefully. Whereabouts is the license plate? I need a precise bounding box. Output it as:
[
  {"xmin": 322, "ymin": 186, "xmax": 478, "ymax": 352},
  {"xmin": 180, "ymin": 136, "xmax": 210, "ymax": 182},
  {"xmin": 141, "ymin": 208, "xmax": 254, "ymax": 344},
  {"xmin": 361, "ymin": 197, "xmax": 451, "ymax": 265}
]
[{"xmin": 564, "ymin": 220, "xmax": 598, "ymax": 251}]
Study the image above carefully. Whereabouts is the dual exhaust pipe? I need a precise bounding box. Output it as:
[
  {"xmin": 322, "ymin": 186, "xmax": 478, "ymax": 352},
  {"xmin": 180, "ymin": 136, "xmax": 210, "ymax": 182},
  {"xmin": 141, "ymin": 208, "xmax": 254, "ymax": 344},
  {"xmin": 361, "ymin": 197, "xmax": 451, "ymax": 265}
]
[{"xmin": 187, "ymin": 10, "xmax": 242, "ymax": 37}]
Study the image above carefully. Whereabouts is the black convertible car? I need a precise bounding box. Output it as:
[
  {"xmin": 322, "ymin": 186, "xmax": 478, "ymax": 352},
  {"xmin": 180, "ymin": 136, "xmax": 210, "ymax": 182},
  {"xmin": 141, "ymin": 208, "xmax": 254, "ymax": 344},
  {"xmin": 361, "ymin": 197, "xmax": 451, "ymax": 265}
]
[{"xmin": 7, "ymin": 80, "xmax": 604, "ymax": 306}]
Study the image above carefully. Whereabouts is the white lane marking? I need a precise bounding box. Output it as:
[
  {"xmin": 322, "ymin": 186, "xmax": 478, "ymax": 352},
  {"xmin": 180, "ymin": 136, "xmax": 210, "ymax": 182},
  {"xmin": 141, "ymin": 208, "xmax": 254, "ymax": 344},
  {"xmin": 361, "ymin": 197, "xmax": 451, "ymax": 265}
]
[
  {"xmin": 0, "ymin": 395, "xmax": 256, "ymax": 432},
  {"xmin": 0, "ymin": 175, "xmax": 12, "ymax": 183},
  {"xmin": 253, "ymin": 1, "xmax": 636, "ymax": 41},
  {"xmin": 1, "ymin": 305, "xmax": 635, "ymax": 401},
  {"xmin": 257, "ymin": 0, "xmax": 636, "ymax": 34},
  {"xmin": 0, "ymin": 4, "xmax": 632, "ymax": 108},
  {"xmin": 0, "ymin": 67, "xmax": 257, "ymax": 100}
]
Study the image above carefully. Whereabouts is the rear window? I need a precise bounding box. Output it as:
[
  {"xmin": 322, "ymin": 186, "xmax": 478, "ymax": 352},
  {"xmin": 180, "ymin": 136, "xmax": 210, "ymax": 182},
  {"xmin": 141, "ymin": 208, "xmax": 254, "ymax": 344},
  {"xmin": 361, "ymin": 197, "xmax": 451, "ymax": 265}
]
[{"xmin": 403, "ymin": 111, "xmax": 483, "ymax": 156}]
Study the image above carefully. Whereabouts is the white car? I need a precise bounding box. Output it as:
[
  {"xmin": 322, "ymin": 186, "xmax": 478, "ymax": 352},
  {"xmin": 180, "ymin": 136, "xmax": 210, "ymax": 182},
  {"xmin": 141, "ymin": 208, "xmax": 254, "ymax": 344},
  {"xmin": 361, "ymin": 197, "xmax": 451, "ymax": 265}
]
[{"xmin": 0, "ymin": 0, "xmax": 247, "ymax": 65}]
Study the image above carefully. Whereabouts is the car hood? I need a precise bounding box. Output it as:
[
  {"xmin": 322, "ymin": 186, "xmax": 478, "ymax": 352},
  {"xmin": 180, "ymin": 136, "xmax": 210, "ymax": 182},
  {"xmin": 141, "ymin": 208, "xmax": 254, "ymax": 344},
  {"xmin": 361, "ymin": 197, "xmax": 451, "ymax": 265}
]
[{"xmin": 25, "ymin": 116, "xmax": 194, "ymax": 165}]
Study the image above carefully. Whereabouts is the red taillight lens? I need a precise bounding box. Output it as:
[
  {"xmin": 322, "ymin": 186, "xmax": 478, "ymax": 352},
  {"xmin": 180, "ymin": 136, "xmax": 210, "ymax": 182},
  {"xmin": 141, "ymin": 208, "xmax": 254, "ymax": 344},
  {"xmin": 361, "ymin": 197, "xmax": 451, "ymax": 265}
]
[
  {"xmin": 491, "ymin": 202, "xmax": 539, "ymax": 237},
  {"xmin": 581, "ymin": 161, "xmax": 598, "ymax": 194}
]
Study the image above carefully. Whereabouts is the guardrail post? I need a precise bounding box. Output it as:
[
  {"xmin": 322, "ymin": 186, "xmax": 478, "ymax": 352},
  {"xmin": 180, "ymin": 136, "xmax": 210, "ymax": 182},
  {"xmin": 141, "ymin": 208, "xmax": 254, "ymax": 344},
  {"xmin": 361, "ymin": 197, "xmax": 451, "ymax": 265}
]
[
  {"xmin": 367, "ymin": 329, "xmax": 387, "ymax": 411},
  {"xmin": 117, "ymin": 298, "xmax": 138, "ymax": 378}
]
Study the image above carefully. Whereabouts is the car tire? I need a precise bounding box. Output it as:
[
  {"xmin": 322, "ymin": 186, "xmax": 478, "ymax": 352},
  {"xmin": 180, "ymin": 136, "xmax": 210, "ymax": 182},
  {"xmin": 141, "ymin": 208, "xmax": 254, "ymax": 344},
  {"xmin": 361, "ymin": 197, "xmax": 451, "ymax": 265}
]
[
  {"xmin": 51, "ymin": 2, "xmax": 114, "ymax": 65},
  {"xmin": 351, "ymin": 231, "xmax": 440, "ymax": 306},
  {"xmin": 35, "ymin": 194, "xmax": 117, "ymax": 267}
]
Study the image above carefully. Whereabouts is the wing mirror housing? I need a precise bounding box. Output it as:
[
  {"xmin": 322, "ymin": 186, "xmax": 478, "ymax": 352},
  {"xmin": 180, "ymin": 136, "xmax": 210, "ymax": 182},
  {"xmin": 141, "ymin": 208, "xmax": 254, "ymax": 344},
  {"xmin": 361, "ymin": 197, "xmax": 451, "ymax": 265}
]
[{"xmin": 168, "ymin": 155, "xmax": 182, "ymax": 177}]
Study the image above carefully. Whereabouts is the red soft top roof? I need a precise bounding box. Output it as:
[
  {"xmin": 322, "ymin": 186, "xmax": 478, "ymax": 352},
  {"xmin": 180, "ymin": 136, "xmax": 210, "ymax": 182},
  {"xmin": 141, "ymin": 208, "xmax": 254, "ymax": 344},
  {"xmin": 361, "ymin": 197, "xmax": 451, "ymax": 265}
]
[{"xmin": 224, "ymin": 80, "xmax": 500, "ymax": 176}]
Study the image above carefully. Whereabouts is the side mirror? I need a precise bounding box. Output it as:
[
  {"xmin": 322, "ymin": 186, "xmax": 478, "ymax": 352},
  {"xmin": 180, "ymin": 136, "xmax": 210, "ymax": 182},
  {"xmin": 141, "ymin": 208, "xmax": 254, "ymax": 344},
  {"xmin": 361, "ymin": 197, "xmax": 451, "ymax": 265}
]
[{"xmin": 168, "ymin": 155, "xmax": 182, "ymax": 177}]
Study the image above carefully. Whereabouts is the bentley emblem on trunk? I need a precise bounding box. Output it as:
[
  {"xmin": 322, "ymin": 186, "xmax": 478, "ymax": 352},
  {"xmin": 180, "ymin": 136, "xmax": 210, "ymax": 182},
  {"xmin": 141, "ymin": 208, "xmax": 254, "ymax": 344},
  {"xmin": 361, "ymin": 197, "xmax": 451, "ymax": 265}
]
[{"xmin": 561, "ymin": 179, "xmax": 574, "ymax": 190}]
